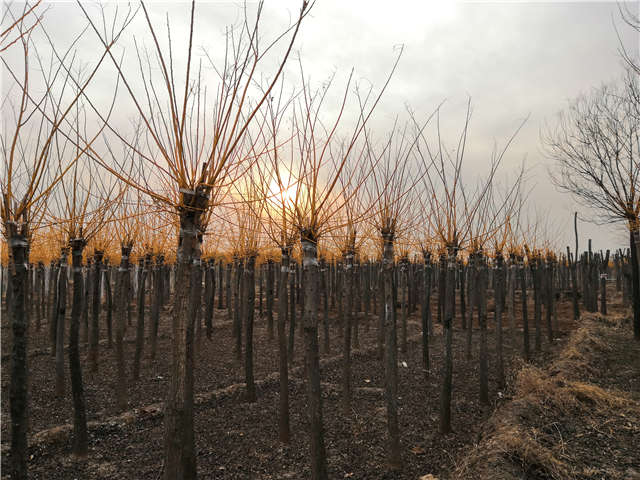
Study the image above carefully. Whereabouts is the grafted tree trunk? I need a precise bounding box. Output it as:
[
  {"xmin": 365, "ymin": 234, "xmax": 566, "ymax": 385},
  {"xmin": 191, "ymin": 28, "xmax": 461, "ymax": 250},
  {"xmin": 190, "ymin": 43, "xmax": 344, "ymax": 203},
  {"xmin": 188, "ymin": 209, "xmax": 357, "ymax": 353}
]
[
  {"xmin": 69, "ymin": 239, "xmax": 89, "ymax": 457},
  {"xmin": 507, "ymin": 255, "xmax": 516, "ymax": 335},
  {"xmin": 90, "ymin": 251, "xmax": 103, "ymax": 372},
  {"xmin": 421, "ymin": 251, "xmax": 432, "ymax": 380},
  {"xmin": 82, "ymin": 261, "xmax": 91, "ymax": 347},
  {"xmin": 465, "ymin": 253, "xmax": 475, "ymax": 361},
  {"xmin": 400, "ymin": 257, "xmax": 408, "ymax": 354},
  {"xmin": 532, "ymin": 256, "xmax": 542, "ymax": 352},
  {"xmin": 49, "ymin": 260, "xmax": 58, "ymax": 356},
  {"xmin": 440, "ymin": 247, "xmax": 456, "ymax": 435},
  {"xmin": 244, "ymin": 255, "xmax": 257, "ymax": 402},
  {"xmin": 115, "ymin": 245, "xmax": 132, "ymax": 411},
  {"xmin": 55, "ymin": 249, "xmax": 69, "ymax": 398},
  {"xmin": 600, "ymin": 251, "xmax": 609, "ymax": 315},
  {"xmin": 320, "ymin": 258, "xmax": 330, "ymax": 353},
  {"xmin": 495, "ymin": 253, "xmax": 505, "ymax": 389},
  {"xmin": 288, "ymin": 260, "xmax": 297, "ymax": 363},
  {"xmin": 133, "ymin": 255, "xmax": 149, "ymax": 380},
  {"xmin": 266, "ymin": 259, "xmax": 275, "ymax": 341},
  {"xmin": 35, "ymin": 261, "xmax": 44, "ymax": 331},
  {"xmin": 104, "ymin": 262, "xmax": 113, "ymax": 348},
  {"xmin": 478, "ymin": 254, "xmax": 489, "ymax": 405},
  {"xmin": 520, "ymin": 257, "xmax": 530, "ymax": 360},
  {"xmin": 341, "ymin": 250, "xmax": 354, "ymax": 413},
  {"xmin": 301, "ymin": 233, "xmax": 328, "ymax": 480},
  {"xmin": 150, "ymin": 255, "xmax": 164, "ymax": 358},
  {"xmin": 164, "ymin": 187, "xmax": 209, "ymax": 480},
  {"xmin": 630, "ymin": 225, "xmax": 640, "ymax": 340},
  {"xmin": 382, "ymin": 231, "xmax": 401, "ymax": 468},
  {"xmin": 204, "ymin": 258, "xmax": 215, "ymax": 340},
  {"xmin": 8, "ymin": 225, "xmax": 29, "ymax": 480},
  {"xmin": 233, "ymin": 256, "xmax": 243, "ymax": 362},
  {"xmin": 278, "ymin": 247, "xmax": 291, "ymax": 443}
]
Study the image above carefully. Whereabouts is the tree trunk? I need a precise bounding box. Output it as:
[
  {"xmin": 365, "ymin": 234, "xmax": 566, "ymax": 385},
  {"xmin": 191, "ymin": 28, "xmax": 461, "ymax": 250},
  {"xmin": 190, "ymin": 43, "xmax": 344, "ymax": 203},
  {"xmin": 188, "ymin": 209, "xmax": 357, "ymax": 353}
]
[
  {"xmin": 495, "ymin": 253, "xmax": 505, "ymax": 389},
  {"xmin": 301, "ymin": 234, "xmax": 328, "ymax": 480},
  {"xmin": 288, "ymin": 261, "xmax": 297, "ymax": 363},
  {"xmin": 266, "ymin": 259, "xmax": 274, "ymax": 341},
  {"xmin": 465, "ymin": 253, "xmax": 475, "ymax": 361},
  {"xmin": 133, "ymin": 257, "xmax": 148, "ymax": 380},
  {"xmin": 532, "ymin": 258, "xmax": 542, "ymax": 352},
  {"xmin": 278, "ymin": 247, "xmax": 291, "ymax": 443},
  {"xmin": 244, "ymin": 255, "xmax": 257, "ymax": 402},
  {"xmin": 55, "ymin": 251, "xmax": 68, "ymax": 398},
  {"xmin": 69, "ymin": 239, "xmax": 89, "ymax": 456},
  {"xmin": 90, "ymin": 252, "xmax": 103, "ymax": 372},
  {"xmin": 341, "ymin": 251, "xmax": 354, "ymax": 414},
  {"xmin": 520, "ymin": 259, "xmax": 530, "ymax": 360},
  {"xmin": 105, "ymin": 264, "xmax": 113, "ymax": 349},
  {"xmin": 321, "ymin": 258, "xmax": 330, "ymax": 353},
  {"xmin": 150, "ymin": 256, "xmax": 163, "ymax": 358},
  {"xmin": 440, "ymin": 247, "xmax": 456, "ymax": 435},
  {"xmin": 630, "ymin": 225, "xmax": 640, "ymax": 340},
  {"xmin": 382, "ymin": 232, "xmax": 401, "ymax": 468},
  {"xmin": 115, "ymin": 246, "xmax": 131, "ymax": 411},
  {"xmin": 164, "ymin": 188, "xmax": 208, "ymax": 480},
  {"xmin": 478, "ymin": 254, "xmax": 489, "ymax": 405},
  {"xmin": 49, "ymin": 261, "xmax": 58, "ymax": 356},
  {"xmin": 421, "ymin": 252, "xmax": 432, "ymax": 380},
  {"xmin": 8, "ymin": 227, "xmax": 29, "ymax": 480},
  {"xmin": 233, "ymin": 257, "xmax": 243, "ymax": 362}
]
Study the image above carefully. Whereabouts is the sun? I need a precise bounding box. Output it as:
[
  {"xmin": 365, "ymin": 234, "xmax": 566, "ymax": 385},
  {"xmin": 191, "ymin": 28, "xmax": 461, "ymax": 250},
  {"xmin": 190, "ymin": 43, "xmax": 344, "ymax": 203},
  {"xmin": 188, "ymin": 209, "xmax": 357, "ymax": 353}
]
[{"xmin": 268, "ymin": 178, "xmax": 298, "ymax": 210}]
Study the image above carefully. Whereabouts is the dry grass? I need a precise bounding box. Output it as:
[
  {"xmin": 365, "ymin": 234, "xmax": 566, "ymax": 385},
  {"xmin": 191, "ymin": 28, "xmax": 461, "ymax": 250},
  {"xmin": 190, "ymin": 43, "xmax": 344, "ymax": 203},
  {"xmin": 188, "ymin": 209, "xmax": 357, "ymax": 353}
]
[{"xmin": 452, "ymin": 312, "xmax": 640, "ymax": 480}]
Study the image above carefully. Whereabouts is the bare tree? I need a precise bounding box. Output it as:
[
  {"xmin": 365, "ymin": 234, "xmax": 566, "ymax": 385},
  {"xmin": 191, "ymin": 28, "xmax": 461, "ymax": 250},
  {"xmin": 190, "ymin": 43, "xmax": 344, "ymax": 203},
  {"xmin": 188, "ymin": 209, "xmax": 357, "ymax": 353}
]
[{"xmin": 544, "ymin": 72, "xmax": 640, "ymax": 339}]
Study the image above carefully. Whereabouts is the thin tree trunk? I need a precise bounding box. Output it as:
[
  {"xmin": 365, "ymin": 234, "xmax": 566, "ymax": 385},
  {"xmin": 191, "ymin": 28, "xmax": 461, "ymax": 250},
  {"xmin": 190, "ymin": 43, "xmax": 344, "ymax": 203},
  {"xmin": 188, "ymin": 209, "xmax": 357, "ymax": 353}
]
[
  {"xmin": 90, "ymin": 251, "xmax": 103, "ymax": 372},
  {"xmin": 301, "ymin": 234, "xmax": 328, "ymax": 480},
  {"xmin": 244, "ymin": 255, "xmax": 257, "ymax": 402},
  {"xmin": 150, "ymin": 256, "xmax": 163, "ymax": 358},
  {"xmin": 133, "ymin": 256, "xmax": 148, "ymax": 380},
  {"xmin": 382, "ymin": 232, "xmax": 401, "ymax": 468},
  {"xmin": 341, "ymin": 251, "xmax": 354, "ymax": 413},
  {"xmin": 69, "ymin": 239, "xmax": 89, "ymax": 457},
  {"xmin": 49, "ymin": 261, "xmax": 59, "ymax": 356},
  {"xmin": 478, "ymin": 255, "xmax": 489, "ymax": 405},
  {"xmin": 278, "ymin": 247, "xmax": 291, "ymax": 443},
  {"xmin": 266, "ymin": 259, "xmax": 274, "ymax": 341},
  {"xmin": 440, "ymin": 247, "xmax": 456, "ymax": 435},
  {"xmin": 115, "ymin": 245, "xmax": 131, "ymax": 411},
  {"xmin": 520, "ymin": 259, "xmax": 530, "ymax": 360},
  {"xmin": 55, "ymin": 251, "xmax": 68, "ymax": 398},
  {"xmin": 421, "ymin": 252, "xmax": 432, "ymax": 380},
  {"xmin": 8, "ymin": 227, "xmax": 29, "ymax": 480},
  {"xmin": 495, "ymin": 253, "xmax": 505, "ymax": 389}
]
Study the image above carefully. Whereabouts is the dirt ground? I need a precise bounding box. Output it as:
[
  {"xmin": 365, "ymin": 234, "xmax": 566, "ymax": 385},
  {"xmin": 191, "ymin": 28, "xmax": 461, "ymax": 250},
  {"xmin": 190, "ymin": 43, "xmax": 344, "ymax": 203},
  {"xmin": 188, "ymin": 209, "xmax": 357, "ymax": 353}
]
[{"xmin": 2, "ymin": 286, "xmax": 631, "ymax": 479}]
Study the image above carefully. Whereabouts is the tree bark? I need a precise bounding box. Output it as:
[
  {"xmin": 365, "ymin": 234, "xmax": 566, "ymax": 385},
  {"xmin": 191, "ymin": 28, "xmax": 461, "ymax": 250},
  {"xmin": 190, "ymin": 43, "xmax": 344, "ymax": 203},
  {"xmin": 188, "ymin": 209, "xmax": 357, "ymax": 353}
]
[
  {"xmin": 90, "ymin": 251, "xmax": 103, "ymax": 372},
  {"xmin": 164, "ymin": 187, "xmax": 209, "ymax": 480},
  {"xmin": 301, "ymin": 234, "xmax": 328, "ymax": 480},
  {"xmin": 341, "ymin": 251, "xmax": 354, "ymax": 414},
  {"xmin": 55, "ymin": 250, "xmax": 68, "ymax": 398},
  {"xmin": 440, "ymin": 247, "xmax": 456, "ymax": 435},
  {"xmin": 115, "ymin": 245, "xmax": 131, "ymax": 411},
  {"xmin": 278, "ymin": 247, "xmax": 291, "ymax": 443},
  {"xmin": 8, "ymin": 227, "xmax": 29, "ymax": 480},
  {"xmin": 69, "ymin": 239, "xmax": 89, "ymax": 457},
  {"xmin": 382, "ymin": 232, "xmax": 401, "ymax": 468},
  {"xmin": 133, "ymin": 256, "xmax": 148, "ymax": 380},
  {"xmin": 244, "ymin": 255, "xmax": 257, "ymax": 402},
  {"xmin": 421, "ymin": 252, "xmax": 432, "ymax": 380}
]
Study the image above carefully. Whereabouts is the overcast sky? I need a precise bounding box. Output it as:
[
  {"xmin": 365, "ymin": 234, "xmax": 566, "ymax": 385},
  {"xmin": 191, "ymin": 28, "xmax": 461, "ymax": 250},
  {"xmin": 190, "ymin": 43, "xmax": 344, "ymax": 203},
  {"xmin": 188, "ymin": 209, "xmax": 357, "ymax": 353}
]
[{"xmin": 3, "ymin": 1, "xmax": 639, "ymax": 253}]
